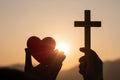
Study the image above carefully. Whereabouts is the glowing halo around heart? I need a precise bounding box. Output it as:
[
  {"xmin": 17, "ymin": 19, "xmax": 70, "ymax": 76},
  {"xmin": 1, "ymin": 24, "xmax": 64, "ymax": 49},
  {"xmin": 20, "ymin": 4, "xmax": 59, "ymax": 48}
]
[{"xmin": 56, "ymin": 42, "xmax": 70, "ymax": 55}]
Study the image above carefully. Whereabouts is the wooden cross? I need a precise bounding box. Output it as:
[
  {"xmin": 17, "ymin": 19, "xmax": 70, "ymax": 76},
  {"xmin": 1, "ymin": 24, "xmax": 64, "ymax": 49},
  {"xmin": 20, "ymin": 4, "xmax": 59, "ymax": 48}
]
[{"xmin": 74, "ymin": 10, "xmax": 101, "ymax": 49}]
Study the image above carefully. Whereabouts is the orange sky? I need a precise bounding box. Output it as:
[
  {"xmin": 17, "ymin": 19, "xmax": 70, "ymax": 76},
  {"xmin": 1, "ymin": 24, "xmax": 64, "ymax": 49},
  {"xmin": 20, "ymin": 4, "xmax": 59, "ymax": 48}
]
[{"xmin": 0, "ymin": 0, "xmax": 120, "ymax": 70}]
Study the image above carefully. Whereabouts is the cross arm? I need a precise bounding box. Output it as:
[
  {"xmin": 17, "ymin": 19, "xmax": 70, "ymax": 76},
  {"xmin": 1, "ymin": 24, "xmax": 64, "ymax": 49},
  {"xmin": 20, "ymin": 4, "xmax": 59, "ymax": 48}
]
[
  {"xmin": 74, "ymin": 21, "xmax": 85, "ymax": 27},
  {"xmin": 74, "ymin": 21, "xmax": 101, "ymax": 27},
  {"xmin": 91, "ymin": 21, "xmax": 101, "ymax": 27}
]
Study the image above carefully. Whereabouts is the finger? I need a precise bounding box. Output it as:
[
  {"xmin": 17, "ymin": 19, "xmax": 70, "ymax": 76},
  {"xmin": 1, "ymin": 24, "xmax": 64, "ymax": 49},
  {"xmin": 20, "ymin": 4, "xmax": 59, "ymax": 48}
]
[
  {"xmin": 79, "ymin": 47, "xmax": 91, "ymax": 54},
  {"xmin": 79, "ymin": 56, "xmax": 86, "ymax": 73},
  {"xmin": 79, "ymin": 47, "xmax": 85, "ymax": 53},
  {"xmin": 79, "ymin": 61, "xmax": 86, "ymax": 75},
  {"xmin": 80, "ymin": 47, "xmax": 102, "ymax": 65},
  {"xmin": 44, "ymin": 50, "xmax": 66, "ymax": 65},
  {"xmin": 55, "ymin": 51, "xmax": 66, "ymax": 63},
  {"xmin": 80, "ymin": 47, "xmax": 97, "ymax": 57},
  {"xmin": 79, "ymin": 47, "xmax": 90, "ymax": 56},
  {"xmin": 79, "ymin": 56, "xmax": 85, "ymax": 62},
  {"xmin": 25, "ymin": 48, "xmax": 29, "ymax": 54},
  {"xmin": 58, "ymin": 51, "xmax": 66, "ymax": 60}
]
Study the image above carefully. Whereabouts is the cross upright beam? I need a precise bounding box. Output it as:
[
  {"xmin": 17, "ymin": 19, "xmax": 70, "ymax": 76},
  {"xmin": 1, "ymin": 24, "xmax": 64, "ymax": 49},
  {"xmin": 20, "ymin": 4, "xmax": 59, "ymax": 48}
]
[{"xmin": 74, "ymin": 10, "xmax": 101, "ymax": 49}]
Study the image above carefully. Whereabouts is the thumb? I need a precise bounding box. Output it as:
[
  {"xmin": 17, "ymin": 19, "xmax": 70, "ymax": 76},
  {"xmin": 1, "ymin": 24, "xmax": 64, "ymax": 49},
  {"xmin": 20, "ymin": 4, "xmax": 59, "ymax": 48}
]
[
  {"xmin": 79, "ymin": 47, "xmax": 90, "ymax": 55},
  {"xmin": 80, "ymin": 47, "xmax": 102, "ymax": 63},
  {"xmin": 79, "ymin": 47, "xmax": 98, "ymax": 58}
]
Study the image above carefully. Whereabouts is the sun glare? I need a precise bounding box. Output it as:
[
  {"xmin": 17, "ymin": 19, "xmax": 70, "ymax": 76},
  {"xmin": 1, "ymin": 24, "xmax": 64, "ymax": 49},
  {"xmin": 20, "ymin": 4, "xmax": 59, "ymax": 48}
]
[{"xmin": 56, "ymin": 42, "xmax": 70, "ymax": 55}]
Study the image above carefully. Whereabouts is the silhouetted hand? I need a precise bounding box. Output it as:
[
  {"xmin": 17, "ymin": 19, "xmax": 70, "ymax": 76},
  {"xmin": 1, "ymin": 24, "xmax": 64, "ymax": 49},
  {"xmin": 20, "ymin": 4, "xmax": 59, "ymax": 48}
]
[
  {"xmin": 79, "ymin": 48, "xmax": 103, "ymax": 80},
  {"xmin": 24, "ymin": 48, "xmax": 66, "ymax": 80}
]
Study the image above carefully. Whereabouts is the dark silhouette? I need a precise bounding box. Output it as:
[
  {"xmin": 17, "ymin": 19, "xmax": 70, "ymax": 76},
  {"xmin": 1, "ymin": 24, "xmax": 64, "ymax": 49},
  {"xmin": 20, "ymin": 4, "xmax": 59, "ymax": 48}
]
[
  {"xmin": 6, "ymin": 59, "xmax": 120, "ymax": 80},
  {"xmin": 0, "ymin": 47, "xmax": 65, "ymax": 80},
  {"xmin": 0, "ymin": 68, "xmax": 35, "ymax": 80},
  {"xmin": 0, "ymin": 9, "xmax": 104, "ymax": 80},
  {"xmin": 25, "ymin": 48, "xmax": 66, "ymax": 80},
  {"xmin": 74, "ymin": 10, "xmax": 103, "ymax": 80},
  {"xmin": 74, "ymin": 10, "xmax": 101, "ymax": 49},
  {"xmin": 79, "ymin": 48, "xmax": 103, "ymax": 80}
]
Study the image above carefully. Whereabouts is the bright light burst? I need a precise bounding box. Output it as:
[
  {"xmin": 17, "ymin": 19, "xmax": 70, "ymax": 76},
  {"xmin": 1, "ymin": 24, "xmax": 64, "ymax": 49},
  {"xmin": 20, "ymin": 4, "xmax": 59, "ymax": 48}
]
[{"xmin": 56, "ymin": 42, "xmax": 70, "ymax": 55}]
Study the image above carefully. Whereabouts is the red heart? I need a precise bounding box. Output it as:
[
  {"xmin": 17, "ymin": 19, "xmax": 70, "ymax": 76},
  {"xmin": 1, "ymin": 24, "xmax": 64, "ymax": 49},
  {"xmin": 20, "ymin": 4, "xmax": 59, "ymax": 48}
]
[{"xmin": 27, "ymin": 36, "xmax": 56, "ymax": 62}]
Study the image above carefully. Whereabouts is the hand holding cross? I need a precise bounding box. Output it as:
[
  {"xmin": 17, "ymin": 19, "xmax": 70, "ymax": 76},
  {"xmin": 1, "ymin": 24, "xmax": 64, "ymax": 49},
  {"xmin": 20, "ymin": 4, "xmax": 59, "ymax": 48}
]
[{"xmin": 75, "ymin": 10, "xmax": 103, "ymax": 80}]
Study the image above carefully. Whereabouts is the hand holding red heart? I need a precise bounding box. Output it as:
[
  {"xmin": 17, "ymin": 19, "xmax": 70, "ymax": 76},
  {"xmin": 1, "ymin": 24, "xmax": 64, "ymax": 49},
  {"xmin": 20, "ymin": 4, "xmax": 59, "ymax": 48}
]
[{"xmin": 25, "ymin": 36, "xmax": 66, "ymax": 80}]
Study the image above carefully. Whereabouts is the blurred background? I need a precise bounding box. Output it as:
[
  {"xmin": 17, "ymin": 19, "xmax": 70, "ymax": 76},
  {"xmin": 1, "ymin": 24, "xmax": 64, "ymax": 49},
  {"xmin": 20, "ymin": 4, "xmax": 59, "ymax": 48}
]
[{"xmin": 0, "ymin": 0, "xmax": 120, "ymax": 80}]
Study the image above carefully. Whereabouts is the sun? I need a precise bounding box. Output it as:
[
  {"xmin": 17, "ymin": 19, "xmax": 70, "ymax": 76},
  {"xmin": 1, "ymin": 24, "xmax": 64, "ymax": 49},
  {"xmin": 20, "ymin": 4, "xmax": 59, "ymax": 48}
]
[{"xmin": 56, "ymin": 42, "xmax": 70, "ymax": 55}]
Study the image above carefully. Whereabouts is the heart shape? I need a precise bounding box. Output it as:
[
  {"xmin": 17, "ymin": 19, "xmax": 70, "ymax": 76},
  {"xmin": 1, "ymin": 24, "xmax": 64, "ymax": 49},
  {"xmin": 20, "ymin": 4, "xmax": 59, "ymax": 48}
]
[{"xmin": 27, "ymin": 36, "xmax": 56, "ymax": 62}]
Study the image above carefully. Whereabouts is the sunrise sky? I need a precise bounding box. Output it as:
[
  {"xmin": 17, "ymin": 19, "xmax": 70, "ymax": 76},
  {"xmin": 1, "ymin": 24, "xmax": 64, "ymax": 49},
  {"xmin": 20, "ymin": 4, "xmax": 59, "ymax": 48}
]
[{"xmin": 0, "ymin": 0, "xmax": 120, "ymax": 70}]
